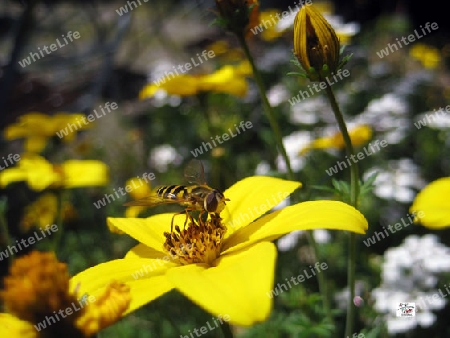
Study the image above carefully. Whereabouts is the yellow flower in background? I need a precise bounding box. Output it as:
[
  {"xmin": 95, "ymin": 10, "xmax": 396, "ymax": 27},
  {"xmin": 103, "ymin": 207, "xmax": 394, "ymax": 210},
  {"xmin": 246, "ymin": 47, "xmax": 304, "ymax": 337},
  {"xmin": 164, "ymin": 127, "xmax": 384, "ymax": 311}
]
[
  {"xmin": 71, "ymin": 176, "xmax": 367, "ymax": 326},
  {"xmin": 258, "ymin": 10, "xmax": 284, "ymax": 41},
  {"xmin": 410, "ymin": 43, "xmax": 441, "ymax": 69},
  {"xmin": 124, "ymin": 177, "xmax": 152, "ymax": 218},
  {"xmin": 0, "ymin": 154, "xmax": 108, "ymax": 191},
  {"xmin": 410, "ymin": 177, "xmax": 450, "ymax": 229},
  {"xmin": 294, "ymin": 4, "xmax": 340, "ymax": 81},
  {"xmin": 20, "ymin": 193, "xmax": 57, "ymax": 232},
  {"xmin": 0, "ymin": 251, "xmax": 130, "ymax": 337},
  {"xmin": 4, "ymin": 112, "xmax": 90, "ymax": 154},
  {"xmin": 206, "ymin": 41, "xmax": 243, "ymax": 61},
  {"xmin": 139, "ymin": 63, "xmax": 252, "ymax": 99},
  {"xmin": 19, "ymin": 193, "xmax": 77, "ymax": 232},
  {"xmin": 300, "ymin": 125, "xmax": 372, "ymax": 155}
]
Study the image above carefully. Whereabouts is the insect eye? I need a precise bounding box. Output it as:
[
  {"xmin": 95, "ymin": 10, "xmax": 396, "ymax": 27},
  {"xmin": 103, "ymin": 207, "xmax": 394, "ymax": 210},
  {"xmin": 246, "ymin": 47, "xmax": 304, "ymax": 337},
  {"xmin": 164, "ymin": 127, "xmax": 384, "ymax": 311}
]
[{"xmin": 204, "ymin": 192, "xmax": 219, "ymax": 212}]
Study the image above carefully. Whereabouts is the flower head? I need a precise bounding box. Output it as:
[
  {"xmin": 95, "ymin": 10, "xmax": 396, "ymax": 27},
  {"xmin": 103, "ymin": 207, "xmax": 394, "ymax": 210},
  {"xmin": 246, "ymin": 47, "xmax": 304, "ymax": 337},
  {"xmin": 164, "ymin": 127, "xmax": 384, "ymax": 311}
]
[
  {"xmin": 293, "ymin": 5, "xmax": 340, "ymax": 81},
  {"xmin": 0, "ymin": 251, "xmax": 130, "ymax": 337},
  {"xmin": 72, "ymin": 176, "xmax": 367, "ymax": 326},
  {"xmin": 4, "ymin": 113, "xmax": 90, "ymax": 154},
  {"xmin": 215, "ymin": 0, "xmax": 259, "ymax": 37}
]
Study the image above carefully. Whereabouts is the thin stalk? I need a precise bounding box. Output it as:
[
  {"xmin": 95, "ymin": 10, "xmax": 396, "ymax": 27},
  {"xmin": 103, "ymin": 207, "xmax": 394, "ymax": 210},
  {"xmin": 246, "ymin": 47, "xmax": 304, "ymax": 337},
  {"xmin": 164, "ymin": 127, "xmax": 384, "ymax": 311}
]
[
  {"xmin": 237, "ymin": 34, "xmax": 334, "ymax": 328},
  {"xmin": 324, "ymin": 84, "xmax": 359, "ymax": 337},
  {"xmin": 236, "ymin": 34, "xmax": 293, "ymax": 180}
]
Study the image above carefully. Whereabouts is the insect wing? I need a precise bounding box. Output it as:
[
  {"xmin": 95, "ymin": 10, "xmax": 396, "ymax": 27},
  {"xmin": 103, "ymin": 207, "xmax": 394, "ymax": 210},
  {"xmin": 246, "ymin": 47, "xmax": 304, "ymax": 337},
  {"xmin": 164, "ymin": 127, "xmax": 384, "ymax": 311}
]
[
  {"xmin": 184, "ymin": 159, "xmax": 207, "ymax": 185},
  {"xmin": 123, "ymin": 187, "xmax": 182, "ymax": 207}
]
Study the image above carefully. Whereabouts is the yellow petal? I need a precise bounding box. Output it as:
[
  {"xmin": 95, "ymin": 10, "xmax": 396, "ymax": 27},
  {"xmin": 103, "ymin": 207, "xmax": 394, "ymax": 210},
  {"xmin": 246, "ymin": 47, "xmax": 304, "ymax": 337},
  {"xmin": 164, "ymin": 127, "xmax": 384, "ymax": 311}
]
[
  {"xmin": 24, "ymin": 136, "xmax": 48, "ymax": 153},
  {"xmin": 0, "ymin": 313, "xmax": 36, "ymax": 338},
  {"xmin": 221, "ymin": 176, "xmax": 301, "ymax": 235},
  {"xmin": 107, "ymin": 215, "xmax": 173, "ymax": 251},
  {"xmin": 223, "ymin": 200, "xmax": 368, "ymax": 254},
  {"xmin": 70, "ymin": 258, "xmax": 175, "ymax": 316},
  {"xmin": 139, "ymin": 75, "xmax": 200, "ymax": 98},
  {"xmin": 61, "ymin": 160, "xmax": 109, "ymax": 187},
  {"xmin": 0, "ymin": 155, "xmax": 57, "ymax": 191},
  {"xmin": 167, "ymin": 242, "xmax": 276, "ymax": 326},
  {"xmin": 198, "ymin": 65, "xmax": 249, "ymax": 97},
  {"xmin": 300, "ymin": 125, "xmax": 372, "ymax": 155},
  {"xmin": 410, "ymin": 177, "xmax": 450, "ymax": 229}
]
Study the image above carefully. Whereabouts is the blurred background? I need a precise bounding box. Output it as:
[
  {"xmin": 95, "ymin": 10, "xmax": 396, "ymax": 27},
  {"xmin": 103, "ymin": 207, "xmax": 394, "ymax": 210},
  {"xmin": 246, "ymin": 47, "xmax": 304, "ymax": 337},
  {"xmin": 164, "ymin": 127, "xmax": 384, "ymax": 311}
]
[{"xmin": 1, "ymin": 0, "xmax": 450, "ymax": 337}]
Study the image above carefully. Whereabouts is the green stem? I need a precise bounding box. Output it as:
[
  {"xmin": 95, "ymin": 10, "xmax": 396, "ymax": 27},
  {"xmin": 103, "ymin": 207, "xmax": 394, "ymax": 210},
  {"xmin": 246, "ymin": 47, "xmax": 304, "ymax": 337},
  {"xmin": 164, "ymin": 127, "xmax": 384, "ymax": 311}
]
[
  {"xmin": 238, "ymin": 34, "xmax": 334, "ymax": 329},
  {"xmin": 236, "ymin": 34, "xmax": 293, "ymax": 180},
  {"xmin": 324, "ymin": 84, "xmax": 359, "ymax": 337},
  {"xmin": 305, "ymin": 231, "xmax": 334, "ymax": 327},
  {"xmin": 220, "ymin": 321, "xmax": 234, "ymax": 338}
]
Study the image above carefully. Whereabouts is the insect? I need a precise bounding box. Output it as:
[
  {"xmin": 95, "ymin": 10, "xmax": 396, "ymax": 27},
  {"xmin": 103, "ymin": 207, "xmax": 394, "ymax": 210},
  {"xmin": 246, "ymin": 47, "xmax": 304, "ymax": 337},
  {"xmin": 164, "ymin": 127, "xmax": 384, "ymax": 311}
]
[{"xmin": 124, "ymin": 160, "xmax": 229, "ymax": 231}]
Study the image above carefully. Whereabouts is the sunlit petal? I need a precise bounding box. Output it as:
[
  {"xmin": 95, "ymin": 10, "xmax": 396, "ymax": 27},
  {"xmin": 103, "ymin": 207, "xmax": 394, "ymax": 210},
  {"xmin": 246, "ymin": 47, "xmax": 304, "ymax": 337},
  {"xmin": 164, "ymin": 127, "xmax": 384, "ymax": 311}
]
[
  {"xmin": 223, "ymin": 200, "xmax": 367, "ymax": 253},
  {"xmin": 167, "ymin": 242, "xmax": 276, "ymax": 326},
  {"xmin": 221, "ymin": 176, "xmax": 301, "ymax": 236}
]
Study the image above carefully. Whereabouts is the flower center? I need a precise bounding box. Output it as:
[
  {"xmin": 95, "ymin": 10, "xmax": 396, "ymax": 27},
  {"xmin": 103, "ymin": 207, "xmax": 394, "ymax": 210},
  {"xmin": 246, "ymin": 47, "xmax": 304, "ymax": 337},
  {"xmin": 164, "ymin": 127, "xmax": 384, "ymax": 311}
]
[{"xmin": 163, "ymin": 213, "xmax": 227, "ymax": 265}]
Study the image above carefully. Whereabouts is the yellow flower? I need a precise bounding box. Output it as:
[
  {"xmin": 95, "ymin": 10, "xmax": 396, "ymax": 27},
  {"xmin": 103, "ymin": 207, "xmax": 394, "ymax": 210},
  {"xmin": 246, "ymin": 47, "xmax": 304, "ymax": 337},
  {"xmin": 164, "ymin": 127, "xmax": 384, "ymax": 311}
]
[
  {"xmin": 300, "ymin": 125, "xmax": 372, "ymax": 155},
  {"xmin": 19, "ymin": 193, "xmax": 77, "ymax": 232},
  {"xmin": 71, "ymin": 176, "xmax": 367, "ymax": 326},
  {"xmin": 258, "ymin": 10, "xmax": 284, "ymax": 41},
  {"xmin": 0, "ymin": 251, "xmax": 130, "ymax": 338},
  {"xmin": 4, "ymin": 112, "xmax": 90, "ymax": 154},
  {"xmin": 293, "ymin": 5, "xmax": 340, "ymax": 81},
  {"xmin": 139, "ymin": 63, "xmax": 251, "ymax": 99},
  {"xmin": 124, "ymin": 177, "xmax": 152, "ymax": 218},
  {"xmin": 0, "ymin": 154, "xmax": 108, "ymax": 191},
  {"xmin": 410, "ymin": 43, "xmax": 441, "ymax": 69},
  {"xmin": 410, "ymin": 177, "xmax": 450, "ymax": 229}
]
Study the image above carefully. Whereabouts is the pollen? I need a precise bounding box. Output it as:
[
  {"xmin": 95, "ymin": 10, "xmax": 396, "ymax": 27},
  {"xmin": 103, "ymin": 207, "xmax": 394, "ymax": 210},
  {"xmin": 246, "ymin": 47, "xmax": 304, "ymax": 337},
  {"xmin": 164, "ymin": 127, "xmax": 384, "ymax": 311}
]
[
  {"xmin": 1, "ymin": 251, "xmax": 81, "ymax": 325},
  {"xmin": 163, "ymin": 213, "xmax": 227, "ymax": 265},
  {"xmin": 0, "ymin": 251, "xmax": 131, "ymax": 337}
]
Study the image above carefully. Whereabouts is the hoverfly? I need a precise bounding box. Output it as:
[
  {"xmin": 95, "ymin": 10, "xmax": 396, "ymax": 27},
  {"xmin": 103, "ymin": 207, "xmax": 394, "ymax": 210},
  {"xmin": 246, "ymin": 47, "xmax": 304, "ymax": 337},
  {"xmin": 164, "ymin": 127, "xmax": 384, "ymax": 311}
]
[{"xmin": 124, "ymin": 160, "xmax": 229, "ymax": 231}]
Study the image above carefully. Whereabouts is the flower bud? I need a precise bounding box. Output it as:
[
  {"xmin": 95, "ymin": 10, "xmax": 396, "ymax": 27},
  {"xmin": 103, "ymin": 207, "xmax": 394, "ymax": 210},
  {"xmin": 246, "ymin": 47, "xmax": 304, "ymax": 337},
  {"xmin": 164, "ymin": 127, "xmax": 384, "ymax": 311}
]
[
  {"xmin": 293, "ymin": 5, "xmax": 340, "ymax": 81},
  {"xmin": 215, "ymin": 0, "xmax": 259, "ymax": 37}
]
